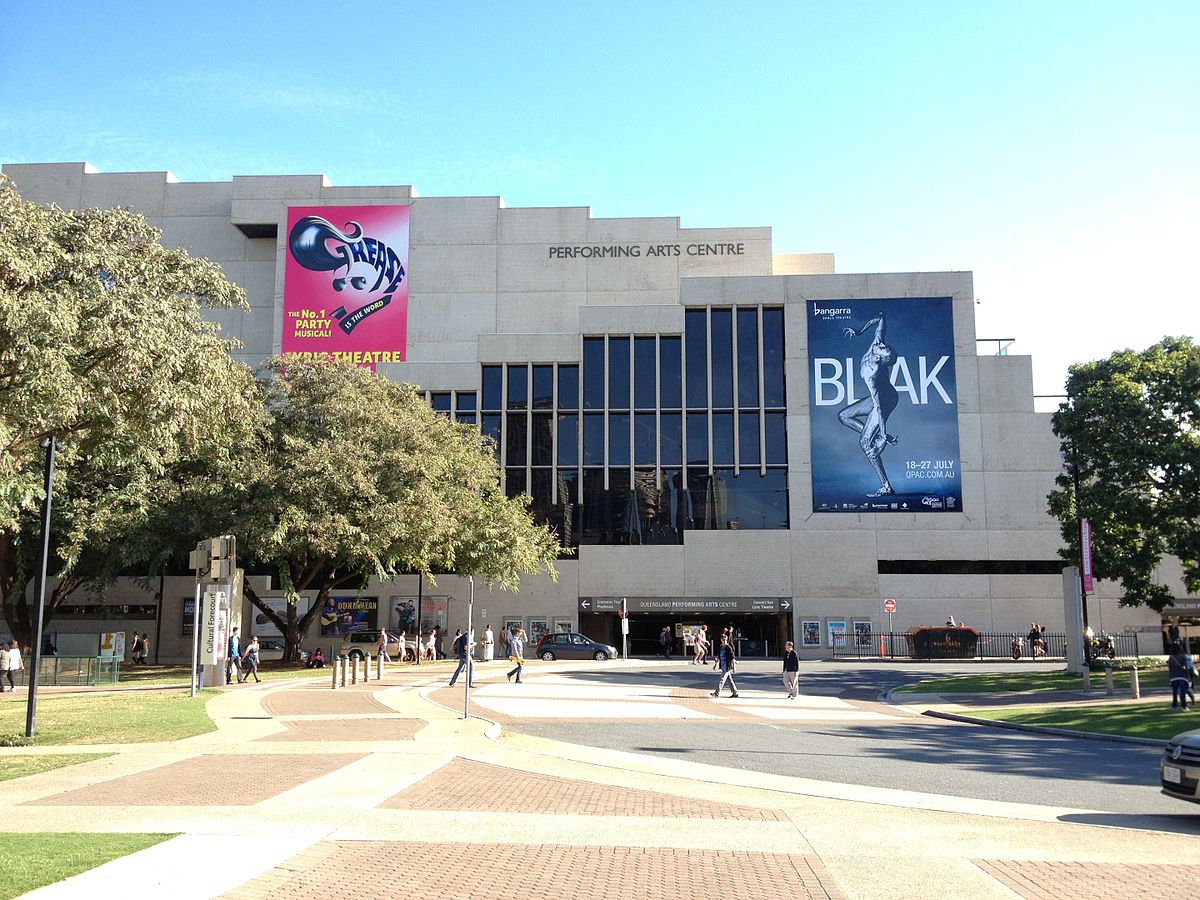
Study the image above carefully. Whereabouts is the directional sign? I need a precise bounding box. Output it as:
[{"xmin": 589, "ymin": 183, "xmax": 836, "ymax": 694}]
[
  {"xmin": 580, "ymin": 597, "xmax": 790, "ymax": 614},
  {"xmin": 883, "ymin": 598, "xmax": 897, "ymax": 614}
]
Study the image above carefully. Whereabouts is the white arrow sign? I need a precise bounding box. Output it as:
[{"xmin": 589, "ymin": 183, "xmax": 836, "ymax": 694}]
[{"xmin": 780, "ymin": 600, "xmax": 791, "ymax": 611}]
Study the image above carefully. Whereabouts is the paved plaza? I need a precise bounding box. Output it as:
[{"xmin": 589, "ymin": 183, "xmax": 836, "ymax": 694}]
[{"xmin": 4, "ymin": 660, "xmax": 1200, "ymax": 899}]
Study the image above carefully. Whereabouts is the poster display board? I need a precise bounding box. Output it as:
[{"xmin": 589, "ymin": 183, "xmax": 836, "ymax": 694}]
[
  {"xmin": 319, "ymin": 596, "xmax": 379, "ymax": 636},
  {"xmin": 801, "ymin": 620, "xmax": 821, "ymax": 648},
  {"xmin": 808, "ymin": 298, "xmax": 961, "ymax": 513},
  {"xmin": 827, "ymin": 619, "xmax": 847, "ymax": 649},
  {"xmin": 283, "ymin": 205, "xmax": 410, "ymax": 368},
  {"xmin": 250, "ymin": 597, "xmax": 310, "ymax": 639}
]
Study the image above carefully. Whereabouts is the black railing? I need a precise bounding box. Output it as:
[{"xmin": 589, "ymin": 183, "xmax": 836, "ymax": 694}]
[{"xmin": 831, "ymin": 631, "xmax": 1140, "ymax": 660}]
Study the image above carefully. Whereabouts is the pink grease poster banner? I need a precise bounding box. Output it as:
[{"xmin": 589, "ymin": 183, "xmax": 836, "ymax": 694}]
[{"xmin": 282, "ymin": 205, "xmax": 410, "ymax": 368}]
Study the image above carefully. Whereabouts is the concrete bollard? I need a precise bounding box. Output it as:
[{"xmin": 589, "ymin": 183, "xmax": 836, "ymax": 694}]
[
  {"xmin": 1105, "ymin": 664, "xmax": 1115, "ymax": 695},
  {"xmin": 376, "ymin": 652, "xmax": 384, "ymax": 680},
  {"xmin": 351, "ymin": 655, "xmax": 359, "ymax": 685},
  {"xmin": 331, "ymin": 659, "xmax": 339, "ymax": 690},
  {"xmin": 1131, "ymin": 664, "xmax": 1141, "ymax": 699},
  {"xmin": 1082, "ymin": 668, "xmax": 1092, "ymax": 692},
  {"xmin": 339, "ymin": 655, "xmax": 348, "ymax": 687}
]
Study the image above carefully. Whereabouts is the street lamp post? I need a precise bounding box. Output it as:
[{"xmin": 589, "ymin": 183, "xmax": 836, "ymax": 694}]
[
  {"xmin": 25, "ymin": 436, "xmax": 57, "ymax": 739},
  {"xmin": 463, "ymin": 575, "xmax": 474, "ymax": 720}
]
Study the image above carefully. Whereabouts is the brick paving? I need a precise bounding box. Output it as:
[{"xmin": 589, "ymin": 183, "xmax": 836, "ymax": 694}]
[
  {"xmin": 262, "ymin": 689, "xmax": 393, "ymax": 716},
  {"xmin": 255, "ymin": 718, "xmax": 426, "ymax": 742},
  {"xmin": 380, "ymin": 757, "xmax": 786, "ymax": 820},
  {"xmin": 974, "ymin": 860, "xmax": 1200, "ymax": 899},
  {"xmin": 221, "ymin": 840, "xmax": 844, "ymax": 900},
  {"xmin": 26, "ymin": 753, "xmax": 364, "ymax": 806}
]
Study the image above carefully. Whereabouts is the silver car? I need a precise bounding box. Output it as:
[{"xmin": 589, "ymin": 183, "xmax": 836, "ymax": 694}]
[
  {"xmin": 1161, "ymin": 729, "xmax": 1200, "ymax": 803},
  {"xmin": 536, "ymin": 632, "xmax": 618, "ymax": 662}
]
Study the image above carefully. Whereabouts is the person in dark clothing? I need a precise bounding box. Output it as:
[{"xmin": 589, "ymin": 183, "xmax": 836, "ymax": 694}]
[
  {"xmin": 238, "ymin": 636, "xmax": 261, "ymax": 683},
  {"xmin": 448, "ymin": 629, "xmax": 475, "ymax": 687},
  {"xmin": 659, "ymin": 626, "xmax": 673, "ymax": 659},
  {"xmin": 1168, "ymin": 643, "xmax": 1193, "ymax": 710},
  {"xmin": 711, "ymin": 636, "xmax": 739, "ymax": 698},
  {"xmin": 782, "ymin": 640, "xmax": 800, "ymax": 698}
]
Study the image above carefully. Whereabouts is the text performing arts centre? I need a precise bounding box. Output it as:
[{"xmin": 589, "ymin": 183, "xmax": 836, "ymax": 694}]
[{"xmin": 4, "ymin": 162, "xmax": 1168, "ymax": 660}]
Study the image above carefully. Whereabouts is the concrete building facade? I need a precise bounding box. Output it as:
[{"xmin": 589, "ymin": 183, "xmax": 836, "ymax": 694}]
[{"xmin": 3, "ymin": 162, "xmax": 1179, "ymax": 662}]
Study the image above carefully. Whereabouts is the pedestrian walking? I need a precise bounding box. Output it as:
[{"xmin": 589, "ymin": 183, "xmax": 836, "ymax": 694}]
[
  {"xmin": 712, "ymin": 627, "xmax": 730, "ymax": 670},
  {"xmin": 507, "ymin": 627, "xmax": 526, "ymax": 683},
  {"xmin": 377, "ymin": 627, "xmax": 392, "ymax": 662},
  {"xmin": 423, "ymin": 630, "xmax": 436, "ymax": 661},
  {"xmin": 695, "ymin": 624, "xmax": 709, "ymax": 665},
  {"xmin": 782, "ymin": 640, "xmax": 799, "ymax": 698},
  {"xmin": 0, "ymin": 642, "xmax": 8, "ymax": 691},
  {"xmin": 227, "ymin": 627, "xmax": 241, "ymax": 684},
  {"xmin": 711, "ymin": 636, "xmax": 739, "ymax": 697},
  {"xmin": 683, "ymin": 629, "xmax": 694, "ymax": 662},
  {"xmin": 1168, "ymin": 643, "xmax": 1191, "ymax": 710},
  {"xmin": 6, "ymin": 640, "xmax": 22, "ymax": 691},
  {"xmin": 137, "ymin": 634, "xmax": 151, "ymax": 665},
  {"xmin": 659, "ymin": 626, "xmax": 673, "ymax": 659},
  {"xmin": 239, "ymin": 636, "xmax": 261, "ymax": 683},
  {"xmin": 129, "ymin": 631, "xmax": 142, "ymax": 665},
  {"xmin": 397, "ymin": 631, "xmax": 407, "ymax": 662},
  {"xmin": 483, "ymin": 624, "xmax": 495, "ymax": 662},
  {"xmin": 448, "ymin": 629, "xmax": 475, "ymax": 687}
]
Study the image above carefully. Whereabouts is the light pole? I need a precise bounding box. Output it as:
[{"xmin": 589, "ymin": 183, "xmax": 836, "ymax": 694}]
[
  {"xmin": 463, "ymin": 575, "xmax": 474, "ymax": 720},
  {"xmin": 25, "ymin": 436, "xmax": 57, "ymax": 738}
]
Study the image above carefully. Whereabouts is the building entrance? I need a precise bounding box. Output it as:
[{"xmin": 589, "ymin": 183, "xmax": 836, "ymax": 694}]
[{"xmin": 578, "ymin": 597, "xmax": 793, "ymax": 658}]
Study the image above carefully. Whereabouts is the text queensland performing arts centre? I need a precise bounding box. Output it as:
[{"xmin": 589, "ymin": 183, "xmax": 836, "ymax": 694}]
[{"xmin": 2, "ymin": 161, "xmax": 1177, "ymax": 659}]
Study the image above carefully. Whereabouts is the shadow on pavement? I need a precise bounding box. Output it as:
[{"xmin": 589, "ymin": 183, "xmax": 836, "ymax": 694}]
[{"xmin": 1057, "ymin": 811, "xmax": 1200, "ymax": 835}]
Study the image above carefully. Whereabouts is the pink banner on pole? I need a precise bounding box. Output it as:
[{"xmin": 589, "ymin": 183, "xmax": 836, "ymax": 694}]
[
  {"xmin": 1081, "ymin": 517, "xmax": 1094, "ymax": 593},
  {"xmin": 282, "ymin": 205, "xmax": 410, "ymax": 369}
]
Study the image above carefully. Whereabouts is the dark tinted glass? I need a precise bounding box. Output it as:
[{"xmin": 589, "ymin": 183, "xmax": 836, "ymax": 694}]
[
  {"xmin": 532, "ymin": 365, "xmax": 554, "ymax": 409},
  {"xmin": 531, "ymin": 413, "xmax": 553, "ymax": 466},
  {"xmin": 763, "ymin": 307, "xmax": 785, "ymax": 407},
  {"xmin": 608, "ymin": 413, "xmax": 630, "ymax": 465},
  {"xmin": 710, "ymin": 308, "xmax": 733, "ymax": 408},
  {"xmin": 558, "ymin": 365, "xmax": 579, "ymax": 410},
  {"xmin": 659, "ymin": 413, "xmax": 682, "ymax": 465},
  {"xmin": 456, "ymin": 392, "xmax": 477, "ymax": 412},
  {"xmin": 737, "ymin": 308, "xmax": 759, "ymax": 407},
  {"xmin": 455, "ymin": 412, "xmax": 477, "ymax": 425},
  {"xmin": 687, "ymin": 469, "xmax": 716, "ymax": 529},
  {"xmin": 659, "ymin": 336, "xmax": 681, "ymax": 408},
  {"xmin": 712, "ymin": 412, "xmax": 734, "ymax": 465},
  {"xmin": 482, "ymin": 366, "xmax": 502, "ymax": 410},
  {"xmin": 716, "ymin": 469, "xmax": 789, "ymax": 529},
  {"xmin": 481, "ymin": 414, "xmax": 501, "ymax": 456},
  {"xmin": 634, "ymin": 336, "xmax": 656, "ymax": 409},
  {"xmin": 739, "ymin": 412, "xmax": 761, "ymax": 466},
  {"xmin": 634, "ymin": 413, "xmax": 656, "ymax": 465},
  {"xmin": 609, "ymin": 468, "xmax": 632, "ymax": 543},
  {"xmin": 653, "ymin": 468, "xmax": 686, "ymax": 543},
  {"xmin": 580, "ymin": 469, "xmax": 607, "ymax": 544},
  {"xmin": 505, "ymin": 413, "xmax": 527, "ymax": 464},
  {"xmin": 507, "ymin": 365, "xmax": 528, "ymax": 410},
  {"xmin": 608, "ymin": 336, "xmax": 630, "ymax": 410},
  {"xmin": 685, "ymin": 309, "xmax": 707, "ymax": 408},
  {"xmin": 530, "ymin": 469, "xmax": 554, "ymax": 518},
  {"xmin": 505, "ymin": 468, "xmax": 527, "ymax": 497},
  {"xmin": 583, "ymin": 413, "xmax": 605, "ymax": 466},
  {"xmin": 764, "ymin": 412, "xmax": 787, "ymax": 465},
  {"xmin": 583, "ymin": 337, "xmax": 605, "ymax": 409},
  {"xmin": 557, "ymin": 467, "xmax": 579, "ymax": 505},
  {"xmin": 557, "ymin": 414, "xmax": 579, "ymax": 466},
  {"xmin": 430, "ymin": 392, "xmax": 451, "ymax": 413},
  {"xmin": 686, "ymin": 412, "xmax": 708, "ymax": 465}
]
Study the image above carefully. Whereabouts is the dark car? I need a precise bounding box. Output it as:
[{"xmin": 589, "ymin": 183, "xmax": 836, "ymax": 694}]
[
  {"xmin": 1162, "ymin": 728, "xmax": 1200, "ymax": 804},
  {"xmin": 535, "ymin": 632, "xmax": 618, "ymax": 662}
]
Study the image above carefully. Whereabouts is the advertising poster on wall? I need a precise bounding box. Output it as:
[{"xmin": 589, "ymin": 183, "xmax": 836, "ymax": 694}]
[
  {"xmin": 283, "ymin": 205, "xmax": 410, "ymax": 369},
  {"xmin": 388, "ymin": 596, "xmax": 449, "ymax": 636},
  {"xmin": 250, "ymin": 597, "xmax": 311, "ymax": 639},
  {"xmin": 853, "ymin": 620, "xmax": 873, "ymax": 647},
  {"xmin": 319, "ymin": 596, "xmax": 379, "ymax": 636},
  {"xmin": 801, "ymin": 620, "xmax": 821, "ymax": 647},
  {"xmin": 827, "ymin": 619, "xmax": 847, "ymax": 649},
  {"xmin": 808, "ymin": 297, "xmax": 962, "ymax": 513}
]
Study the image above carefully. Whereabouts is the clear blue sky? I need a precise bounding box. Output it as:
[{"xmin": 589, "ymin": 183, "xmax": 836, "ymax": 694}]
[{"xmin": 3, "ymin": 1, "xmax": 1196, "ymax": 397}]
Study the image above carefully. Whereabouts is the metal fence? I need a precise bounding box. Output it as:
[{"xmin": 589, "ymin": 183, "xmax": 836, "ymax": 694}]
[
  {"xmin": 831, "ymin": 631, "xmax": 1140, "ymax": 661},
  {"xmin": 11, "ymin": 656, "xmax": 121, "ymax": 687}
]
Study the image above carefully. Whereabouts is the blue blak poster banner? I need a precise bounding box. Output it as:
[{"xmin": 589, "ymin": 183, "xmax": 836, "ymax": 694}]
[{"xmin": 808, "ymin": 297, "xmax": 962, "ymax": 513}]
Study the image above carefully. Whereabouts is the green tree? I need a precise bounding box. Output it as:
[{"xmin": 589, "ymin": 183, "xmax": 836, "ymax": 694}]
[
  {"xmin": 225, "ymin": 357, "xmax": 562, "ymax": 662},
  {"xmin": 0, "ymin": 176, "xmax": 259, "ymax": 647},
  {"xmin": 1049, "ymin": 337, "xmax": 1200, "ymax": 611}
]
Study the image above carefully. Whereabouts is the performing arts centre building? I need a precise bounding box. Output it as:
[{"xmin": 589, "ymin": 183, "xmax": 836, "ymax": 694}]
[{"xmin": 4, "ymin": 162, "xmax": 1179, "ymax": 661}]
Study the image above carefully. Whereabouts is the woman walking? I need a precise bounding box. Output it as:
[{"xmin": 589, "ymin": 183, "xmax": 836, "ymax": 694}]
[{"xmin": 239, "ymin": 636, "xmax": 262, "ymax": 684}]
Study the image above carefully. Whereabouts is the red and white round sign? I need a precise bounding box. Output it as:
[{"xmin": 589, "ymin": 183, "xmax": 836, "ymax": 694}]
[{"xmin": 883, "ymin": 598, "xmax": 897, "ymax": 613}]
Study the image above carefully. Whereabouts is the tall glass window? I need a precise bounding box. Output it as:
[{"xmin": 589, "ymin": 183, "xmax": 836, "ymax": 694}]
[
  {"xmin": 558, "ymin": 365, "xmax": 579, "ymax": 410},
  {"xmin": 686, "ymin": 412, "xmax": 708, "ymax": 465},
  {"xmin": 634, "ymin": 336, "xmax": 656, "ymax": 409},
  {"xmin": 583, "ymin": 337, "xmax": 605, "ymax": 410},
  {"xmin": 710, "ymin": 308, "xmax": 733, "ymax": 409},
  {"xmin": 659, "ymin": 336, "xmax": 681, "ymax": 409},
  {"xmin": 712, "ymin": 412, "xmax": 734, "ymax": 466},
  {"xmin": 557, "ymin": 414, "xmax": 579, "ymax": 466},
  {"xmin": 763, "ymin": 307, "xmax": 785, "ymax": 408},
  {"xmin": 507, "ymin": 365, "xmax": 528, "ymax": 410},
  {"xmin": 608, "ymin": 413, "xmax": 630, "ymax": 466},
  {"xmin": 685, "ymin": 309, "xmax": 707, "ymax": 408},
  {"xmin": 430, "ymin": 392, "xmax": 452, "ymax": 414},
  {"xmin": 660, "ymin": 413, "xmax": 682, "ymax": 466},
  {"xmin": 583, "ymin": 413, "xmax": 605, "ymax": 466},
  {"xmin": 608, "ymin": 336, "xmax": 630, "ymax": 410},
  {"xmin": 737, "ymin": 308, "xmax": 759, "ymax": 408},
  {"xmin": 532, "ymin": 365, "xmax": 554, "ymax": 410},
  {"xmin": 739, "ymin": 412, "xmax": 761, "ymax": 466},
  {"xmin": 634, "ymin": 413, "xmax": 656, "ymax": 466},
  {"xmin": 455, "ymin": 392, "xmax": 477, "ymax": 425},
  {"xmin": 481, "ymin": 366, "xmax": 502, "ymax": 411},
  {"xmin": 531, "ymin": 413, "xmax": 553, "ymax": 466}
]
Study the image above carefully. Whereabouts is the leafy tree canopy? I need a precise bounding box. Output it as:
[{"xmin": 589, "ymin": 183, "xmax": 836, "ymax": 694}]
[
  {"xmin": 0, "ymin": 176, "xmax": 259, "ymax": 643},
  {"xmin": 1049, "ymin": 336, "xmax": 1200, "ymax": 611}
]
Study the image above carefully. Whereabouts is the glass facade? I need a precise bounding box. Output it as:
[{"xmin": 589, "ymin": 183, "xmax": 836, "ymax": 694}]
[{"xmin": 473, "ymin": 306, "xmax": 787, "ymax": 548}]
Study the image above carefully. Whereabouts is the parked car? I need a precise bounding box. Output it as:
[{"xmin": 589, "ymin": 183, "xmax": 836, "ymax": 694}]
[
  {"xmin": 255, "ymin": 639, "xmax": 308, "ymax": 664},
  {"xmin": 338, "ymin": 630, "xmax": 402, "ymax": 660},
  {"xmin": 535, "ymin": 632, "xmax": 618, "ymax": 662},
  {"xmin": 1161, "ymin": 728, "xmax": 1200, "ymax": 804}
]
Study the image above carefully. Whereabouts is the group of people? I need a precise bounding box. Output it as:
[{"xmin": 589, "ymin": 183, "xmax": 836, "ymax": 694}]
[
  {"xmin": 1168, "ymin": 643, "xmax": 1197, "ymax": 710},
  {"xmin": 1026, "ymin": 623, "xmax": 1048, "ymax": 657},
  {"xmin": 128, "ymin": 631, "xmax": 151, "ymax": 665},
  {"xmin": 441, "ymin": 624, "xmax": 527, "ymax": 687},
  {"xmin": 225, "ymin": 627, "xmax": 261, "ymax": 684}
]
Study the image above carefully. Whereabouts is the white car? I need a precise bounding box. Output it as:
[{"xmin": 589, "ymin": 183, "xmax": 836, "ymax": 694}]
[{"xmin": 255, "ymin": 639, "xmax": 309, "ymax": 663}]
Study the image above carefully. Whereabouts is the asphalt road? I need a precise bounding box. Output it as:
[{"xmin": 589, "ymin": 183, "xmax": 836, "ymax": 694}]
[{"xmin": 508, "ymin": 662, "xmax": 1200, "ymax": 832}]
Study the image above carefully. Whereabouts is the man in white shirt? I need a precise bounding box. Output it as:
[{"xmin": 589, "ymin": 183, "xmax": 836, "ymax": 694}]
[
  {"xmin": 483, "ymin": 625, "xmax": 494, "ymax": 661},
  {"xmin": 6, "ymin": 641, "xmax": 22, "ymax": 692}
]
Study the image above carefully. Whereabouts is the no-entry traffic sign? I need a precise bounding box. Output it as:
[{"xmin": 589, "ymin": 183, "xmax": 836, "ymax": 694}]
[{"xmin": 883, "ymin": 598, "xmax": 897, "ymax": 613}]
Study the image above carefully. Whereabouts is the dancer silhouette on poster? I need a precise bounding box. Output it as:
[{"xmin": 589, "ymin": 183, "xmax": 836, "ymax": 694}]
[{"xmin": 838, "ymin": 312, "xmax": 899, "ymax": 496}]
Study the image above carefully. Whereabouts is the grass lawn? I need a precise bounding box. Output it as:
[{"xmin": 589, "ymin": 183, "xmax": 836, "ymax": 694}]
[
  {"xmin": 0, "ymin": 832, "xmax": 175, "ymax": 898},
  {"xmin": 0, "ymin": 690, "xmax": 217, "ymax": 746},
  {"xmin": 972, "ymin": 702, "xmax": 1195, "ymax": 742},
  {"xmin": 0, "ymin": 753, "xmax": 113, "ymax": 782},
  {"xmin": 895, "ymin": 668, "xmax": 1169, "ymax": 694}
]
